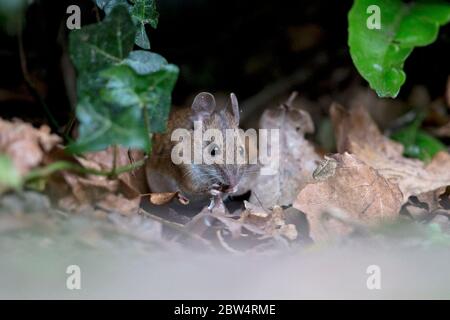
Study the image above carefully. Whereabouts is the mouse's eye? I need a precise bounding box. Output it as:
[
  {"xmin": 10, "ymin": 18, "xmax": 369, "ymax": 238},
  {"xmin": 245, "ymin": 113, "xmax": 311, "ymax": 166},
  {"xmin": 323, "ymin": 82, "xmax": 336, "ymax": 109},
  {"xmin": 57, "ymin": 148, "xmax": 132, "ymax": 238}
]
[{"xmin": 210, "ymin": 144, "xmax": 220, "ymax": 157}]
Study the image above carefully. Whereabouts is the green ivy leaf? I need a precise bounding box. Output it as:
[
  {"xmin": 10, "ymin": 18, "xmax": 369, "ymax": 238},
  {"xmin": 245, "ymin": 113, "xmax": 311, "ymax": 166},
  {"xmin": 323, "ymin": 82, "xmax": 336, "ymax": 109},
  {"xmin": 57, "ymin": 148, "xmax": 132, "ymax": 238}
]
[
  {"xmin": 132, "ymin": 0, "xmax": 159, "ymax": 49},
  {"xmin": 67, "ymin": 95, "xmax": 152, "ymax": 153},
  {"xmin": 67, "ymin": 62, "xmax": 178, "ymax": 154},
  {"xmin": 123, "ymin": 50, "xmax": 167, "ymax": 74},
  {"xmin": 0, "ymin": 154, "xmax": 22, "ymax": 193},
  {"xmin": 69, "ymin": 3, "xmax": 177, "ymax": 154},
  {"xmin": 70, "ymin": 5, "xmax": 135, "ymax": 74},
  {"xmin": 95, "ymin": 0, "xmax": 159, "ymax": 49},
  {"xmin": 348, "ymin": 0, "xmax": 450, "ymax": 98},
  {"xmin": 100, "ymin": 63, "xmax": 179, "ymax": 132}
]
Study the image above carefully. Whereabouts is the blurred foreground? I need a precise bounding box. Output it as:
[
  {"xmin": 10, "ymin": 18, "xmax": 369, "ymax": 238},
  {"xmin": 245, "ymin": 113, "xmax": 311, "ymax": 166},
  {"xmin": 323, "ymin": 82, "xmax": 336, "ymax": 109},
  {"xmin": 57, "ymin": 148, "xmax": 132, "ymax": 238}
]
[{"xmin": 1, "ymin": 192, "xmax": 449, "ymax": 299}]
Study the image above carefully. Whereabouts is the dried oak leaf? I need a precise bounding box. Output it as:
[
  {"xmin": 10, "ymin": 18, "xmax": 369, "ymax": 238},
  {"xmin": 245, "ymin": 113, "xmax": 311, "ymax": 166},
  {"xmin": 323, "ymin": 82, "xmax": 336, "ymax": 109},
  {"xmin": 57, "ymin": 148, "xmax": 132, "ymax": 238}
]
[
  {"xmin": 46, "ymin": 146, "xmax": 145, "ymax": 215},
  {"xmin": 402, "ymin": 186, "xmax": 449, "ymax": 221},
  {"xmin": 250, "ymin": 97, "xmax": 321, "ymax": 208},
  {"xmin": 240, "ymin": 201, "xmax": 298, "ymax": 241},
  {"xmin": 185, "ymin": 198, "xmax": 297, "ymax": 249},
  {"xmin": 0, "ymin": 118, "xmax": 61, "ymax": 175},
  {"xmin": 80, "ymin": 147, "xmax": 149, "ymax": 197},
  {"xmin": 331, "ymin": 104, "xmax": 450, "ymax": 202},
  {"xmin": 294, "ymin": 153, "xmax": 402, "ymax": 242},
  {"xmin": 416, "ymin": 187, "xmax": 448, "ymax": 212},
  {"xmin": 147, "ymin": 191, "xmax": 189, "ymax": 205},
  {"xmin": 433, "ymin": 122, "xmax": 450, "ymax": 138}
]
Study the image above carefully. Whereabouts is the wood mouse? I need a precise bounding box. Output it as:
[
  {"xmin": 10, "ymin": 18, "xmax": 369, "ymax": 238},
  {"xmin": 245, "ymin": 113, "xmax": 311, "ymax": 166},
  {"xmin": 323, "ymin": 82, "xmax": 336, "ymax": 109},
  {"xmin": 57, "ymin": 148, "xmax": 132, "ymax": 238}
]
[{"xmin": 146, "ymin": 92, "xmax": 256, "ymax": 203}]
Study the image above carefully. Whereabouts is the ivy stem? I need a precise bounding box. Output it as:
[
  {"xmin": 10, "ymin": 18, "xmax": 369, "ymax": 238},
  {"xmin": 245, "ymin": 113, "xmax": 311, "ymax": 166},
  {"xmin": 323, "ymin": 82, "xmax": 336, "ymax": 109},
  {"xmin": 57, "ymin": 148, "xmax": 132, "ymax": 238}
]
[
  {"xmin": 142, "ymin": 106, "xmax": 152, "ymax": 150},
  {"xmin": 62, "ymin": 113, "xmax": 77, "ymax": 141},
  {"xmin": 109, "ymin": 145, "xmax": 118, "ymax": 177},
  {"xmin": 24, "ymin": 159, "xmax": 145, "ymax": 183}
]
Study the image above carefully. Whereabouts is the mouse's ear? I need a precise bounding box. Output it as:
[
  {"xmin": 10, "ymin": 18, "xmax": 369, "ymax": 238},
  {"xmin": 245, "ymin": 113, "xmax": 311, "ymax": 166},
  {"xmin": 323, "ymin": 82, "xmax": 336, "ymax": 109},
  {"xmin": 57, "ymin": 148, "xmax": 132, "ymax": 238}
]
[
  {"xmin": 229, "ymin": 93, "xmax": 240, "ymax": 124},
  {"xmin": 191, "ymin": 92, "xmax": 216, "ymax": 122}
]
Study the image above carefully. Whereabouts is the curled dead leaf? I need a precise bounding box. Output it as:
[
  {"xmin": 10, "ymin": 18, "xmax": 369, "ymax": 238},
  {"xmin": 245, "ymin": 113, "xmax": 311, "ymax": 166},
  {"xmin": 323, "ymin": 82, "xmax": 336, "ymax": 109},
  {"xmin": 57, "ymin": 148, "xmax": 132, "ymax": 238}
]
[
  {"xmin": 0, "ymin": 118, "xmax": 61, "ymax": 175},
  {"xmin": 331, "ymin": 104, "xmax": 450, "ymax": 202},
  {"xmin": 147, "ymin": 191, "xmax": 189, "ymax": 205},
  {"xmin": 184, "ymin": 198, "xmax": 298, "ymax": 250},
  {"xmin": 250, "ymin": 95, "xmax": 321, "ymax": 208},
  {"xmin": 240, "ymin": 201, "xmax": 298, "ymax": 241},
  {"xmin": 81, "ymin": 146, "xmax": 149, "ymax": 197},
  {"xmin": 46, "ymin": 146, "xmax": 145, "ymax": 215},
  {"xmin": 294, "ymin": 153, "xmax": 402, "ymax": 242},
  {"xmin": 433, "ymin": 122, "xmax": 450, "ymax": 138}
]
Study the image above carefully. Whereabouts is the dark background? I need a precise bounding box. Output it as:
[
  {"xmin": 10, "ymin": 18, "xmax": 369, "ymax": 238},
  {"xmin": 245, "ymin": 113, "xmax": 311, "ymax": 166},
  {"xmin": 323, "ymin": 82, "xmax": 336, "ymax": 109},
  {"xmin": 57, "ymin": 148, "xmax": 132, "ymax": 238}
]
[{"xmin": 0, "ymin": 0, "xmax": 449, "ymax": 131}]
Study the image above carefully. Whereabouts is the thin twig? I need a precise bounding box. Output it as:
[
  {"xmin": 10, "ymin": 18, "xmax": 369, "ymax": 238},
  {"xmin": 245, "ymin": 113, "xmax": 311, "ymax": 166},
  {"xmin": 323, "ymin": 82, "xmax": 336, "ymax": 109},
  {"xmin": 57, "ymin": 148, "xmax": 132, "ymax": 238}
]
[
  {"xmin": 139, "ymin": 208, "xmax": 215, "ymax": 250},
  {"xmin": 216, "ymin": 230, "xmax": 243, "ymax": 255}
]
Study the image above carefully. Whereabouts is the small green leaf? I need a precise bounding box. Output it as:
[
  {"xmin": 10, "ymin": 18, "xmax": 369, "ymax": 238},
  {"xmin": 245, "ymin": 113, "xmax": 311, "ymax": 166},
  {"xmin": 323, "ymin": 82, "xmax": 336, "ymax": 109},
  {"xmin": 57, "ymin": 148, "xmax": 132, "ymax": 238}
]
[
  {"xmin": 95, "ymin": 0, "xmax": 159, "ymax": 49},
  {"xmin": 0, "ymin": 154, "xmax": 22, "ymax": 193},
  {"xmin": 132, "ymin": 0, "xmax": 158, "ymax": 29},
  {"xmin": 391, "ymin": 114, "xmax": 446, "ymax": 162},
  {"xmin": 414, "ymin": 131, "xmax": 447, "ymax": 161},
  {"xmin": 349, "ymin": 0, "xmax": 450, "ymax": 98},
  {"xmin": 70, "ymin": 5, "xmax": 135, "ymax": 74},
  {"xmin": 132, "ymin": 0, "xmax": 159, "ymax": 49},
  {"xmin": 135, "ymin": 24, "xmax": 151, "ymax": 49}
]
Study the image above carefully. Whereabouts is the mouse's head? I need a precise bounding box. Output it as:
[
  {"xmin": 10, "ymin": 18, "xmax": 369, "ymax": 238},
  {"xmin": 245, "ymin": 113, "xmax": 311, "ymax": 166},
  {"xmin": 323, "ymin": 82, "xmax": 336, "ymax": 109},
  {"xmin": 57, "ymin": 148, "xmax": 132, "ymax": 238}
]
[{"xmin": 178, "ymin": 92, "xmax": 251, "ymax": 196}]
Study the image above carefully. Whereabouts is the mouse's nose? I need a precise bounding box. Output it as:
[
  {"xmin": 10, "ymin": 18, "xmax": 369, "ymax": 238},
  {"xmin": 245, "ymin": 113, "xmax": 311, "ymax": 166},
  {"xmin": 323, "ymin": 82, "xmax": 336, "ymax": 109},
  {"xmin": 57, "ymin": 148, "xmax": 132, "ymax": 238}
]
[
  {"xmin": 218, "ymin": 183, "xmax": 238, "ymax": 193},
  {"xmin": 219, "ymin": 184, "xmax": 230, "ymax": 192}
]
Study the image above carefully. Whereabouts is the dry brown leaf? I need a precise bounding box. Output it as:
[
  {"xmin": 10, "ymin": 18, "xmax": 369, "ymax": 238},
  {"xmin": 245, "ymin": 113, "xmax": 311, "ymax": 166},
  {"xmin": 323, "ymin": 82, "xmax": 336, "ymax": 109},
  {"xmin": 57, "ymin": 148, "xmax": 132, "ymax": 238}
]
[
  {"xmin": 184, "ymin": 198, "xmax": 298, "ymax": 247},
  {"xmin": 403, "ymin": 186, "xmax": 449, "ymax": 221},
  {"xmin": 148, "ymin": 192, "xmax": 177, "ymax": 205},
  {"xmin": 294, "ymin": 153, "xmax": 402, "ymax": 242},
  {"xmin": 81, "ymin": 146, "xmax": 149, "ymax": 197},
  {"xmin": 0, "ymin": 118, "xmax": 61, "ymax": 175},
  {"xmin": 50, "ymin": 170, "xmax": 140, "ymax": 215},
  {"xmin": 239, "ymin": 201, "xmax": 298, "ymax": 241},
  {"xmin": 250, "ymin": 95, "xmax": 321, "ymax": 208},
  {"xmin": 416, "ymin": 187, "xmax": 447, "ymax": 212},
  {"xmin": 331, "ymin": 104, "xmax": 450, "ymax": 202},
  {"xmin": 433, "ymin": 122, "xmax": 450, "ymax": 138},
  {"xmin": 316, "ymin": 85, "xmax": 408, "ymax": 131},
  {"xmin": 347, "ymin": 86, "xmax": 409, "ymax": 129},
  {"xmin": 147, "ymin": 191, "xmax": 189, "ymax": 205},
  {"xmin": 46, "ymin": 146, "xmax": 145, "ymax": 215}
]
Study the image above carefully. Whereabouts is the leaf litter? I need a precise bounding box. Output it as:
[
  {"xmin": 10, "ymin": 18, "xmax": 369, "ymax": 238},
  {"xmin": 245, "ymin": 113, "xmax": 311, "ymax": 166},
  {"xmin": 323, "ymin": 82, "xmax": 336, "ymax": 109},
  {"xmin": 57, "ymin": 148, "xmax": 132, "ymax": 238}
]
[{"xmin": 2, "ymin": 90, "xmax": 450, "ymax": 251}]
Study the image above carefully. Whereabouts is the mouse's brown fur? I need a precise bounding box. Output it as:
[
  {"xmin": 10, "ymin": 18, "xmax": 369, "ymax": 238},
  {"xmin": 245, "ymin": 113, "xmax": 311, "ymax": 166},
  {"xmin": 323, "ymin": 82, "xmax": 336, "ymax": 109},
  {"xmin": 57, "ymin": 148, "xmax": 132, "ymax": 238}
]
[{"xmin": 146, "ymin": 92, "xmax": 256, "ymax": 201}]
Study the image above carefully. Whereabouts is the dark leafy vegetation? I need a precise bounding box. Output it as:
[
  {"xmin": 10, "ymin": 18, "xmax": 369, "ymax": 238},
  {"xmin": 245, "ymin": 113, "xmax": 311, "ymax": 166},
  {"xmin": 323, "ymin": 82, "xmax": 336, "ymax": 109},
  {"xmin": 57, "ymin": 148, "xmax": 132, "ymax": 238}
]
[
  {"xmin": 349, "ymin": 0, "xmax": 450, "ymax": 98},
  {"xmin": 391, "ymin": 113, "xmax": 446, "ymax": 161},
  {"xmin": 68, "ymin": 3, "xmax": 178, "ymax": 153},
  {"xmin": 96, "ymin": 0, "xmax": 159, "ymax": 49}
]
